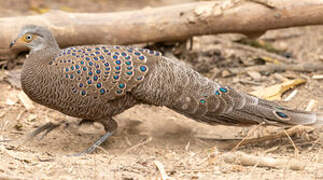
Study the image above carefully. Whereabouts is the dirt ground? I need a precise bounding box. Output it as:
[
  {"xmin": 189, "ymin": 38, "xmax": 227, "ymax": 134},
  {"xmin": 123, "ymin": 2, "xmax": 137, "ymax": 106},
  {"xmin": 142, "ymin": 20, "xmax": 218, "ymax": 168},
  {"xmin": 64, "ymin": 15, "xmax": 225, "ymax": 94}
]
[{"xmin": 0, "ymin": 0, "xmax": 323, "ymax": 179}]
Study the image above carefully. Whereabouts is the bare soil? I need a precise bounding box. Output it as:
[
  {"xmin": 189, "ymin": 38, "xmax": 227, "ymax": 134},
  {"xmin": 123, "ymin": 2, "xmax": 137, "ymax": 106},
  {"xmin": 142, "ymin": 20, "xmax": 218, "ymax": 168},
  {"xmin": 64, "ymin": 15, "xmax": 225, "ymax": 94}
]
[{"xmin": 0, "ymin": 0, "xmax": 322, "ymax": 179}]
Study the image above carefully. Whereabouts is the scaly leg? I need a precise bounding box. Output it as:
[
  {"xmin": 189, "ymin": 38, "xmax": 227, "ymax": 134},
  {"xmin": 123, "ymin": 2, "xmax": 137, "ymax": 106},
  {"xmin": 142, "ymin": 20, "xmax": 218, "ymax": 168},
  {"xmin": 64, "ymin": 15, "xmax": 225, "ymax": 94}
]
[
  {"xmin": 72, "ymin": 118, "xmax": 118, "ymax": 156},
  {"xmin": 29, "ymin": 119, "xmax": 94, "ymax": 140},
  {"xmin": 29, "ymin": 122, "xmax": 62, "ymax": 139}
]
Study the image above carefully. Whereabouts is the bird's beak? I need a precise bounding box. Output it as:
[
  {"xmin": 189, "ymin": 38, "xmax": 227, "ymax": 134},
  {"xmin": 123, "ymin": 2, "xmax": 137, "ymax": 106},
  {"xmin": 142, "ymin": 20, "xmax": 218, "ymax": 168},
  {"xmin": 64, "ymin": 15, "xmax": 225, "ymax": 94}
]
[
  {"xmin": 9, "ymin": 37, "xmax": 25, "ymax": 49},
  {"xmin": 9, "ymin": 40, "xmax": 16, "ymax": 48}
]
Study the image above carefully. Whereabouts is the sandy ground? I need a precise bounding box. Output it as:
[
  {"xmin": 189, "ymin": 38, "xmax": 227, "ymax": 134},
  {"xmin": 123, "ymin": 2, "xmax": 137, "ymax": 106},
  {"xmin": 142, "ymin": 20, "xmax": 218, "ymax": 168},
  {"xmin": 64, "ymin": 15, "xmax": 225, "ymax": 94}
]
[{"xmin": 0, "ymin": 0, "xmax": 323, "ymax": 179}]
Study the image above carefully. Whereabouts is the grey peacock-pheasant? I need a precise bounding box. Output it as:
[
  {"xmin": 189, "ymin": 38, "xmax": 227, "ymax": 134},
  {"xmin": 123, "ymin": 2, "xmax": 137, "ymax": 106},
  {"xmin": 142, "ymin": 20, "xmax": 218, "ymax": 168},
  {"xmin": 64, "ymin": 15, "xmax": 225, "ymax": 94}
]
[{"xmin": 9, "ymin": 25, "xmax": 323, "ymax": 155}]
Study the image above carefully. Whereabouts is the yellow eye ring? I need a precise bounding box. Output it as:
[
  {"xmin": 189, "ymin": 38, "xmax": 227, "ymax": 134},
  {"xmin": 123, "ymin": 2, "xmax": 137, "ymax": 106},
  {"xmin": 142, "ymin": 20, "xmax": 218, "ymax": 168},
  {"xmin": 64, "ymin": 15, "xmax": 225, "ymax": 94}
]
[{"xmin": 23, "ymin": 34, "xmax": 33, "ymax": 42}]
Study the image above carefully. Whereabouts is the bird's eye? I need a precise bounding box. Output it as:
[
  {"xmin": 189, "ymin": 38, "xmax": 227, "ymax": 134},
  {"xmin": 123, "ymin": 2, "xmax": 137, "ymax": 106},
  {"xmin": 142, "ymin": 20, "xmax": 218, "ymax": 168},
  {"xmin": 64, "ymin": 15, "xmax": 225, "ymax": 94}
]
[{"xmin": 24, "ymin": 34, "xmax": 33, "ymax": 42}]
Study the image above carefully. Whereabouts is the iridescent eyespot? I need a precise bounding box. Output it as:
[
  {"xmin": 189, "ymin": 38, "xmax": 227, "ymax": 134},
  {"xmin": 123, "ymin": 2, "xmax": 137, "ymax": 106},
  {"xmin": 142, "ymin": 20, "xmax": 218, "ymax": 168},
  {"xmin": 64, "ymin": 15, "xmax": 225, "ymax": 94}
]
[
  {"xmin": 93, "ymin": 75, "xmax": 98, "ymax": 81},
  {"xmin": 275, "ymin": 111, "xmax": 288, "ymax": 119},
  {"xmin": 219, "ymin": 87, "xmax": 228, "ymax": 93},
  {"xmin": 138, "ymin": 56, "xmax": 145, "ymax": 60},
  {"xmin": 100, "ymin": 89, "xmax": 105, "ymax": 94},
  {"xmin": 140, "ymin": 66, "xmax": 147, "ymax": 72}
]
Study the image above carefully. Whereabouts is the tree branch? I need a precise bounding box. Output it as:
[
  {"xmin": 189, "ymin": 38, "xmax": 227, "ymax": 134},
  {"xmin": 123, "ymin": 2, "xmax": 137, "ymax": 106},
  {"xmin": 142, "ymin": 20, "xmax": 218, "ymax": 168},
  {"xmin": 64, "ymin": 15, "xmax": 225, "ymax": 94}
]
[{"xmin": 1, "ymin": 0, "xmax": 323, "ymax": 57}]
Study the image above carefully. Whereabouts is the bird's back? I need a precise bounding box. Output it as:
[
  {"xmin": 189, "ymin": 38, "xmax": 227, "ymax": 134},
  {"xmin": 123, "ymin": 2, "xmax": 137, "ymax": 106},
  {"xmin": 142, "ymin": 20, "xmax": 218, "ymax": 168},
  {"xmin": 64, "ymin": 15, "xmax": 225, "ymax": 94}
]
[
  {"xmin": 52, "ymin": 45, "xmax": 162, "ymax": 100},
  {"xmin": 22, "ymin": 45, "xmax": 163, "ymax": 119}
]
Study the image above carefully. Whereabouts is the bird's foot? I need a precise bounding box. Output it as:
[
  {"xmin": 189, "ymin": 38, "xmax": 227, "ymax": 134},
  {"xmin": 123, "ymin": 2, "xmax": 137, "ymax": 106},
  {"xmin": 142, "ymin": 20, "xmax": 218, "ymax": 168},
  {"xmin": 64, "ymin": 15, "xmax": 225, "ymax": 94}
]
[
  {"xmin": 69, "ymin": 131, "xmax": 114, "ymax": 156},
  {"xmin": 29, "ymin": 119, "xmax": 95, "ymax": 140},
  {"xmin": 29, "ymin": 121, "xmax": 63, "ymax": 140}
]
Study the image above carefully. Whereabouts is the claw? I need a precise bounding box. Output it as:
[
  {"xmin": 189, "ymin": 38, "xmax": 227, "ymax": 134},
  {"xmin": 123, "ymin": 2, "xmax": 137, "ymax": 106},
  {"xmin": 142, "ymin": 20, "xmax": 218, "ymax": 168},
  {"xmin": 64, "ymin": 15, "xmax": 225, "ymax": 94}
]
[{"xmin": 29, "ymin": 122, "xmax": 62, "ymax": 139}]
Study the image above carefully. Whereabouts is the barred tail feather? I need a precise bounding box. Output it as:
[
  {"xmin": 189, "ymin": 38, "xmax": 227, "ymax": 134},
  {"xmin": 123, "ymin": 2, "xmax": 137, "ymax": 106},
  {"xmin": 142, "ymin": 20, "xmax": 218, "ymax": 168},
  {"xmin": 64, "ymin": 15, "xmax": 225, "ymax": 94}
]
[
  {"xmin": 134, "ymin": 56, "xmax": 323, "ymax": 127},
  {"xmin": 200, "ymin": 87, "xmax": 323, "ymax": 127}
]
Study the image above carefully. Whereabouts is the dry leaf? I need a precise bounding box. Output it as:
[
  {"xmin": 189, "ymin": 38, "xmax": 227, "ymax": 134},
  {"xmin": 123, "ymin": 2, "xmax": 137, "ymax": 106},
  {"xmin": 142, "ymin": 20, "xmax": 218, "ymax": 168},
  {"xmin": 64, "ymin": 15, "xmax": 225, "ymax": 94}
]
[
  {"xmin": 30, "ymin": 7, "xmax": 50, "ymax": 14},
  {"xmin": 250, "ymin": 79, "xmax": 306, "ymax": 101},
  {"xmin": 60, "ymin": 6, "xmax": 74, "ymax": 12},
  {"xmin": 261, "ymin": 56, "xmax": 280, "ymax": 64}
]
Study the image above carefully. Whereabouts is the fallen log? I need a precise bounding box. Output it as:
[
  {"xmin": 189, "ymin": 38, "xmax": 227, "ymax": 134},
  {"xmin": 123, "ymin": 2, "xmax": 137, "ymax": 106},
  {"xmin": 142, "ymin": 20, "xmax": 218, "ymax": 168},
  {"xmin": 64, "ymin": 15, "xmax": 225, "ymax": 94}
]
[{"xmin": 1, "ymin": 0, "xmax": 323, "ymax": 58}]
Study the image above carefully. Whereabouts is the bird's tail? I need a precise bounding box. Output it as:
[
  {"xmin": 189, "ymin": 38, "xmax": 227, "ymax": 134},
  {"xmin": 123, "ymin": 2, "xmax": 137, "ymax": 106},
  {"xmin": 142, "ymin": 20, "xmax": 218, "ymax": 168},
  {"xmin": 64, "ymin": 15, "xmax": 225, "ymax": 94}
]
[
  {"xmin": 184, "ymin": 86, "xmax": 323, "ymax": 127},
  {"xmin": 133, "ymin": 57, "xmax": 323, "ymax": 127}
]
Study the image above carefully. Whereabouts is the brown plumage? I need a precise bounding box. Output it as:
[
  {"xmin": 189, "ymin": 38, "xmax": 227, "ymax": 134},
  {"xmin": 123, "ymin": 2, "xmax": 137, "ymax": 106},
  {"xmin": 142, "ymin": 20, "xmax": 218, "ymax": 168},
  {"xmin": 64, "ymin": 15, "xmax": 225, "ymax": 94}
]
[{"xmin": 10, "ymin": 25, "xmax": 323, "ymax": 155}]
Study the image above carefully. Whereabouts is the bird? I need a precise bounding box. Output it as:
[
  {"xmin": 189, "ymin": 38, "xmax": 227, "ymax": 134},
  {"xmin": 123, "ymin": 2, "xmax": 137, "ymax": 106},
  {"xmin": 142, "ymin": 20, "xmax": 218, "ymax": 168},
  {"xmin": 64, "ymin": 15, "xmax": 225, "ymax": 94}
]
[{"xmin": 9, "ymin": 25, "xmax": 323, "ymax": 155}]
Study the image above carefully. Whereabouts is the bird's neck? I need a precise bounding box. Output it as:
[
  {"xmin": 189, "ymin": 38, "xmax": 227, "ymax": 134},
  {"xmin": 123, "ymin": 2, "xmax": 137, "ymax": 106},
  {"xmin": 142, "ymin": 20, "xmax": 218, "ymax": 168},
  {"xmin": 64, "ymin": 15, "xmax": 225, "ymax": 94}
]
[
  {"xmin": 25, "ymin": 47, "xmax": 59, "ymax": 67},
  {"xmin": 21, "ymin": 47, "xmax": 59, "ymax": 103}
]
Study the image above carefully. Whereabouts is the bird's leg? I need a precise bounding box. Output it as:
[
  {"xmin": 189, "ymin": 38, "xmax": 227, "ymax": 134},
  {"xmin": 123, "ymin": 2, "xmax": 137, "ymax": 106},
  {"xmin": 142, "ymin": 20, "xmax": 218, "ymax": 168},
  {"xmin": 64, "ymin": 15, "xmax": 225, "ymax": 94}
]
[
  {"xmin": 29, "ymin": 121, "xmax": 62, "ymax": 140},
  {"xmin": 72, "ymin": 118, "xmax": 118, "ymax": 156},
  {"xmin": 29, "ymin": 119, "xmax": 93, "ymax": 140}
]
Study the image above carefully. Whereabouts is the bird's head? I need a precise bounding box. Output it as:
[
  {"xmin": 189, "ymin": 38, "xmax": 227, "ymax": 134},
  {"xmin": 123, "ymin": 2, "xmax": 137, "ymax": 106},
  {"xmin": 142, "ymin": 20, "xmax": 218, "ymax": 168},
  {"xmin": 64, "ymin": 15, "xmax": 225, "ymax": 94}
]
[{"xmin": 10, "ymin": 25, "xmax": 58, "ymax": 53}]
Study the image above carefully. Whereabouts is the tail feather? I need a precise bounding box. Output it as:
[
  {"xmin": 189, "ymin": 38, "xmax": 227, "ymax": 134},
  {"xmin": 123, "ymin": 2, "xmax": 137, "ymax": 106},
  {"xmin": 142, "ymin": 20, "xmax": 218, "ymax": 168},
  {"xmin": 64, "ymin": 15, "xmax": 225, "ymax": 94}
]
[
  {"xmin": 134, "ymin": 56, "xmax": 323, "ymax": 127},
  {"xmin": 202, "ymin": 87, "xmax": 323, "ymax": 127}
]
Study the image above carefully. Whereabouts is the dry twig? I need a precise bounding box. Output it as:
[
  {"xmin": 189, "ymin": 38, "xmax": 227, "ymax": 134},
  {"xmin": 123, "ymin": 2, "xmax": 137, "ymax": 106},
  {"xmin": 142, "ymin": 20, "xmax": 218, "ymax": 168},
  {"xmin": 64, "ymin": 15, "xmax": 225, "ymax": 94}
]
[
  {"xmin": 222, "ymin": 151, "xmax": 306, "ymax": 170},
  {"xmin": 154, "ymin": 160, "xmax": 171, "ymax": 180},
  {"xmin": 228, "ymin": 125, "xmax": 316, "ymax": 148},
  {"xmin": 231, "ymin": 122, "xmax": 265, "ymax": 151},
  {"xmin": 123, "ymin": 136, "xmax": 152, "ymax": 154},
  {"xmin": 229, "ymin": 63, "xmax": 323, "ymax": 75}
]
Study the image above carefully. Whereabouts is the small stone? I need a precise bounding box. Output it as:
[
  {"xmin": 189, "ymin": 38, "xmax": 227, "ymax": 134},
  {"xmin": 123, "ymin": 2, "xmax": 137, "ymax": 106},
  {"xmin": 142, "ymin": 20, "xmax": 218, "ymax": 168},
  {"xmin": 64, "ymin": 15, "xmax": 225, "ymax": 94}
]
[{"xmin": 247, "ymin": 71, "xmax": 262, "ymax": 81}]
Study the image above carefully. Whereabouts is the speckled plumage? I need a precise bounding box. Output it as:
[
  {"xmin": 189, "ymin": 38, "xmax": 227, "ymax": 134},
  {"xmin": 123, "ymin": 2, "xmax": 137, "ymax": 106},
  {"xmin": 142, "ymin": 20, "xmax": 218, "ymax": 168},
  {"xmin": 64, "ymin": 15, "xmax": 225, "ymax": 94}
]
[{"xmin": 10, "ymin": 25, "xmax": 323, "ymax": 154}]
